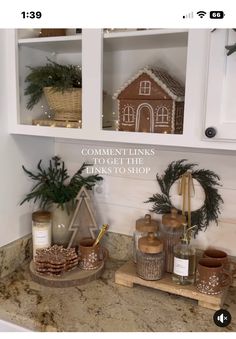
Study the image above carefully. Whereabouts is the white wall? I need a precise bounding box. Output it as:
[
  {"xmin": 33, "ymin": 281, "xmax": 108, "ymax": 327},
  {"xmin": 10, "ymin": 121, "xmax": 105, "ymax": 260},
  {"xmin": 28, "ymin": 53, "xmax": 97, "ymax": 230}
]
[
  {"xmin": 55, "ymin": 140, "xmax": 236, "ymax": 256},
  {"xmin": 0, "ymin": 30, "xmax": 54, "ymax": 246}
]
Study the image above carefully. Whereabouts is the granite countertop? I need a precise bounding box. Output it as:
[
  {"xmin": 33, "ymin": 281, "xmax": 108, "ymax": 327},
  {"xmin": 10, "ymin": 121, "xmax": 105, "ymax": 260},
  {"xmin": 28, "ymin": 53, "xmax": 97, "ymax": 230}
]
[{"xmin": 0, "ymin": 259, "xmax": 236, "ymax": 332}]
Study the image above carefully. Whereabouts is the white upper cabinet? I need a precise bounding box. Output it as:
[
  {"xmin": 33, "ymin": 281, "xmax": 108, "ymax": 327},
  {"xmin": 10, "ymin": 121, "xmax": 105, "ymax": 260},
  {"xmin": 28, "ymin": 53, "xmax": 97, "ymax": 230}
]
[
  {"xmin": 204, "ymin": 29, "xmax": 236, "ymax": 141},
  {"xmin": 5, "ymin": 29, "xmax": 236, "ymax": 150}
]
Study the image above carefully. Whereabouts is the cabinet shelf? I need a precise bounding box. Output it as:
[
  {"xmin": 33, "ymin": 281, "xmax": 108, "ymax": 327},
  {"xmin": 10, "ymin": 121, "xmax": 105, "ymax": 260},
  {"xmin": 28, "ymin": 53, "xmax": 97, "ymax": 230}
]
[
  {"xmin": 10, "ymin": 124, "xmax": 84, "ymax": 139},
  {"xmin": 10, "ymin": 123, "xmax": 186, "ymax": 146},
  {"xmin": 10, "ymin": 121, "xmax": 236, "ymax": 150},
  {"xmin": 18, "ymin": 35, "xmax": 82, "ymax": 53},
  {"xmin": 103, "ymin": 29, "xmax": 188, "ymax": 51}
]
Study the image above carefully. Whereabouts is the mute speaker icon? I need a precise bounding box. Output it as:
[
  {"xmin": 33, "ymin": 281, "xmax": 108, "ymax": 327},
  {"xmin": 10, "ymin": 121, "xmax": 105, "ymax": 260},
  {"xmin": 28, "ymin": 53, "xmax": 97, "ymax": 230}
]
[
  {"xmin": 214, "ymin": 309, "xmax": 231, "ymax": 327},
  {"xmin": 217, "ymin": 313, "xmax": 225, "ymax": 323}
]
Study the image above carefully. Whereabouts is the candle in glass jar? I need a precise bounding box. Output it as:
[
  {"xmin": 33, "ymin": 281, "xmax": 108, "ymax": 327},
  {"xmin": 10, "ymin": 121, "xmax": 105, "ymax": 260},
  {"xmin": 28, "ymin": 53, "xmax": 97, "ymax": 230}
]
[{"xmin": 32, "ymin": 211, "xmax": 52, "ymax": 259}]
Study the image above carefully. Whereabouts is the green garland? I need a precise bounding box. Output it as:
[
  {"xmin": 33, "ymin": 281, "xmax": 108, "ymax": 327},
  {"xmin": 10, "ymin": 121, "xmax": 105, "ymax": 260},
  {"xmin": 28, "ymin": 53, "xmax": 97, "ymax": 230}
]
[
  {"xmin": 146, "ymin": 159, "xmax": 223, "ymax": 236},
  {"xmin": 225, "ymin": 29, "xmax": 236, "ymax": 56}
]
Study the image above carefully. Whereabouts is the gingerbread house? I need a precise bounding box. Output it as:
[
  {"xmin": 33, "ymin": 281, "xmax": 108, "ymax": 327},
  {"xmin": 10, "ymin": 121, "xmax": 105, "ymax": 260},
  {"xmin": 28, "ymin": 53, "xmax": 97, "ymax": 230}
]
[{"xmin": 113, "ymin": 67, "xmax": 185, "ymax": 134}]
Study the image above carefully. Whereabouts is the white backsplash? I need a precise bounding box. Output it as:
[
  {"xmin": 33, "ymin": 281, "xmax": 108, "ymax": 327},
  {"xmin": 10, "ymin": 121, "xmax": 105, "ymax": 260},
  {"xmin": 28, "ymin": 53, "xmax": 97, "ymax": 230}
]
[{"xmin": 55, "ymin": 140, "xmax": 236, "ymax": 256}]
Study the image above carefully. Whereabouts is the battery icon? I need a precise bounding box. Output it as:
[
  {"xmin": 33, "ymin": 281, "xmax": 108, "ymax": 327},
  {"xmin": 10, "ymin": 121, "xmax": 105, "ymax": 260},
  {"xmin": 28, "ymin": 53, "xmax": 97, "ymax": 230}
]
[{"xmin": 210, "ymin": 11, "xmax": 225, "ymax": 19}]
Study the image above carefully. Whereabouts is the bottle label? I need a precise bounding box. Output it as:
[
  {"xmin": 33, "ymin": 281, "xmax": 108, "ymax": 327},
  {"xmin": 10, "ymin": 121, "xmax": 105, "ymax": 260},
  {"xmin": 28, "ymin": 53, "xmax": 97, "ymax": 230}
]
[
  {"xmin": 173, "ymin": 257, "xmax": 189, "ymax": 276},
  {"xmin": 34, "ymin": 229, "xmax": 49, "ymax": 246}
]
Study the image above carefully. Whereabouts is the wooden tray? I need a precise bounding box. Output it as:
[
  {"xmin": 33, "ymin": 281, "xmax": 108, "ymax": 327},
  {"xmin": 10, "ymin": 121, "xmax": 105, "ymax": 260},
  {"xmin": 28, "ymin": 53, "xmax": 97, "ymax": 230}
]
[
  {"xmin": 29, "ymin": 260, "xmax": 104, "ymax": 288},
  {"xmin": 29, "ymin": 247, "xmax": 109, "ymax": 288},
  {"xmin": 115, "ymin": 261, "xmax": 228, "ymax": 310}
]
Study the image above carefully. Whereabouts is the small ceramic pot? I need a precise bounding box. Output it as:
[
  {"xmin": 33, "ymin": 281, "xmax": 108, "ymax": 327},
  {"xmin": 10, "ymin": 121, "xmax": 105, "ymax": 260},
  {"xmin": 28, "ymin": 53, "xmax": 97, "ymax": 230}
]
[
  {"xmin": 79, "ymin": 238, "xmax": 102, "ymax": 270},
  {"xmin": 196, "ymin": 258, "xmax": 231, "ymax": 295},
  {"xmin": 203, "ymin": 248, "xmax": 236, "ymax": 281},
  {"xmin": 203, "ymin": 249, "xmax": 228, "ymax": 267}
]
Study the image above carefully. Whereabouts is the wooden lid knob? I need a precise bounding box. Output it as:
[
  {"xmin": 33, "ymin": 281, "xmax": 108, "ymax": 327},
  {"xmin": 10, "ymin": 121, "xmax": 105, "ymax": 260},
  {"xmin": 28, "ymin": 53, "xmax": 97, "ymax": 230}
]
[
  {"xmin": 138, "ymin": 232, "xmax": 163, "ymax": 254},
  {"xmin": 162, "ymin": 208, "xmax": 185, "ymax": 228},
  {"xmin": 136, "ymin": 214, "xmax": 159, "ymax": 232}
]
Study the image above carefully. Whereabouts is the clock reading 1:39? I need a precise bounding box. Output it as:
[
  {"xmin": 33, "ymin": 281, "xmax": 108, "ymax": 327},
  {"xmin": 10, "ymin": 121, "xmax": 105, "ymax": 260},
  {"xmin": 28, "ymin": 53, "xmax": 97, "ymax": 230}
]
[{"xmin": 21, "ymin": 11, "xmax": 42, "ymax": 19}]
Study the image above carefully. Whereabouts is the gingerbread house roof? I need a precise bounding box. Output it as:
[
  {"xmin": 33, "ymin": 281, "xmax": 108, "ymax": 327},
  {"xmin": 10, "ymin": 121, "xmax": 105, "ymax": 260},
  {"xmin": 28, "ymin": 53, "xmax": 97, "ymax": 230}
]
[{"xmin": 113, "ymin": 67, "xmax": 185, "ymax": 101}]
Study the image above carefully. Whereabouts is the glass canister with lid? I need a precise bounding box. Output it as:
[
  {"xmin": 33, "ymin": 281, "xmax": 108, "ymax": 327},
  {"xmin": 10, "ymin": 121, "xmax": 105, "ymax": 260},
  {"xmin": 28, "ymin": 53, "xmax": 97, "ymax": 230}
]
[
  {"xmin": 133, "ymin": 214, "xmax": 159, "ymax": 263},
  {"xmin": 160, "ymin": 208, "xmax": 185, "ymax": 273},
  {"xmin": 136, "ymin": 232, "xmax": 164, "ymax": 280}
]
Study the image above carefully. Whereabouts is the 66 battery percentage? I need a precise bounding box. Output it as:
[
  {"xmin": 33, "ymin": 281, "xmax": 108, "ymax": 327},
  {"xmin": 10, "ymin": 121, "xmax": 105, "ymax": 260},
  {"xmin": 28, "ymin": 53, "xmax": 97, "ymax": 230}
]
[{"xmin": 210, "ymin": 11, "xmax": 225, "ymax": 19}]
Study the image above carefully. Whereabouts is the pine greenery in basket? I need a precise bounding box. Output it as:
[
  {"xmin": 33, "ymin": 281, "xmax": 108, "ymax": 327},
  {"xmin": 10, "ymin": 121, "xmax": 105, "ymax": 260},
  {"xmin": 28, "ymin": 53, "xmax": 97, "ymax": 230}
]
[
  {"xmin": 20, "ymin": 156, "xmax": 102, "ymax": 211},
  {"xmin": 24, "ymin": 58, "xmax": 82, "ymax": 110}
]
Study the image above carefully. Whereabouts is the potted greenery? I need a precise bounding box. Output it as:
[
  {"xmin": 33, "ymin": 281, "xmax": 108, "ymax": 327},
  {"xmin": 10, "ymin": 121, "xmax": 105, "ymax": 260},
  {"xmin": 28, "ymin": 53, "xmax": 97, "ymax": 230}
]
[
  {"xmin": 24, "ymin": 58, "xmax": 82, "ymax": 121},
  {"xmin": 21, "ymin": 156, "xmax": 103, "ymax": 245}
]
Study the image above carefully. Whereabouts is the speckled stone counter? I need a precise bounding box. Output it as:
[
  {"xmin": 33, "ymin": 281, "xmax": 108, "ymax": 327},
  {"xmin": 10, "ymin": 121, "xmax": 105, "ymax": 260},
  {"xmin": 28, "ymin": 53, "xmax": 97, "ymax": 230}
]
[
  {"xmin": 0, "ymin": 259, "xmax": 236, "ymax": 332},
  {"xmin": 0, "ymin": 235, "xmax": 32, "ymax": 278}
]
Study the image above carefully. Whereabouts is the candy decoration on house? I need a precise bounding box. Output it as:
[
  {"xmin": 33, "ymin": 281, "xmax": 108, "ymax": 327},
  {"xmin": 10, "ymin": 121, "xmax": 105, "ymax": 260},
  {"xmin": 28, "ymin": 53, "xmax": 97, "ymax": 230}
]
[
  {"xmin": 145, "ymin": 159, "xmax": 223, "ymax": 236},
  {"xmin": 67, "ymin": 186, "xmax": 99, "ymax": 248},
  {"xmin": 113, "ymin": 67, "xmax": 185, "ymax": 134}
]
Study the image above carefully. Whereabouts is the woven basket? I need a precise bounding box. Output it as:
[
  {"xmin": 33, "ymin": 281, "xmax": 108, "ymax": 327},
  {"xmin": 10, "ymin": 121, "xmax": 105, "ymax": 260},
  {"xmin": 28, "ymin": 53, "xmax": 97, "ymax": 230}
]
[
  {"xmin": 43, "ymin": 87, "xmax": 82, "ymax": 121},
  {"xmin": 39, "ymin": 29, "xmax": 66, "ymax": 37}
]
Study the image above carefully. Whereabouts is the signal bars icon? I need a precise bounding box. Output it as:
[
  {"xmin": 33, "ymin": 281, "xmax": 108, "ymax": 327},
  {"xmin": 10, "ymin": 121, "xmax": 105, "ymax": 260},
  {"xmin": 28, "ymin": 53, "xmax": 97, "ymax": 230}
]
[{"xmin": 183, "ymin": 12, "xmax": 194, "ymax": 19}]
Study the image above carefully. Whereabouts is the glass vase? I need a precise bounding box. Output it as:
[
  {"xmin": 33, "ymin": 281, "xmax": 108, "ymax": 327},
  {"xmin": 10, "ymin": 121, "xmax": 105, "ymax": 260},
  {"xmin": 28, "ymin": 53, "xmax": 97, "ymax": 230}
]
[{"xmin": 52, "ymin": 204, "xmax": 73, "ymax": 246}]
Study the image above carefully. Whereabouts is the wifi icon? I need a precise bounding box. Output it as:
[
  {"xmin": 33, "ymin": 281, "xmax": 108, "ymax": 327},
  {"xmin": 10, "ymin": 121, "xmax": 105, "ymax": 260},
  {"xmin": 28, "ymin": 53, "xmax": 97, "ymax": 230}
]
[{"xmin": 197, "ymin": 11, "xmax": 207, "ymax": 18}]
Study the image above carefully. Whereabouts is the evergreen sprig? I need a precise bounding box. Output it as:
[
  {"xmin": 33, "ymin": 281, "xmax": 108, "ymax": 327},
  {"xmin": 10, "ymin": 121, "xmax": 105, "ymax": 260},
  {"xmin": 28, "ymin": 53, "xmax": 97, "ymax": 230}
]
[
  {"xmin": 145, "ymin": 159, "xmax": 223, "ymax": 236},
  {"xmin": 20, "ymin": 156, "xmax": 103, "ymax": 211},
  {"xmin": 24, "ymin": 58, "xmax": 82, "ymax": 109},
  {"xmin": 225, "ymin": 29, "xmax": 236, "ymax": 56}
]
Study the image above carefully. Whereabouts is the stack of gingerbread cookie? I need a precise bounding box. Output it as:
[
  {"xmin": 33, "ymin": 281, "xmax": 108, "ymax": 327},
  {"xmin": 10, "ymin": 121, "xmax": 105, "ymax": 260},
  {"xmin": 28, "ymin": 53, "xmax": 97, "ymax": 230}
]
[
  {"xmin": 65, "ymin": 247, "xmax": 79, "ymax": 271},
  {"xmin": 35, "ymin": 245, "xmax": 79, "ymax": 275}
]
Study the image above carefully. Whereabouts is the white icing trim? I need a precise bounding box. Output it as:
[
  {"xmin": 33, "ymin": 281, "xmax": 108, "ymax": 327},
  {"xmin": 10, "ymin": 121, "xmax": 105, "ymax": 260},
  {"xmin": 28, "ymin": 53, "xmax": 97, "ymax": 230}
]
[
  {"xmin": 171, "ymin": 101, "xmax": 175, "ymax": 133},
  {"xmin": 113, "ymin": 68, "xmax": 148, "ymax": 100},
  {"xmin": 139, "ymin": 80, "xmax": 151, "ymax": 95},
  {"xmin": 113, "ymin": 67, "xmax": 184, "ymax": 101},
  {"xmin": 135, "ymin": 103, "xmax": 154, "ymax": 132},
  {"xmin": 155, "ymin": 106, "xmax": 169, "ymax": 125},
  {"xmin": 118, "ymin": 101, "xmax": 120, "ymax": 130},
  {"xmin": 122, "ymin": 104, "xmax": 135, "ymax": 123}
]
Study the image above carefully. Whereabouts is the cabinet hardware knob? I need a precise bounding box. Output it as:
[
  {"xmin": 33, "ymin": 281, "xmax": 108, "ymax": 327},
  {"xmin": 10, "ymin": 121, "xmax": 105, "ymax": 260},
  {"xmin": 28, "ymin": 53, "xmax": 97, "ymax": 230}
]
[{"xmin": 205, "ymin": 127, "xmax": 216, "ymax": 138}]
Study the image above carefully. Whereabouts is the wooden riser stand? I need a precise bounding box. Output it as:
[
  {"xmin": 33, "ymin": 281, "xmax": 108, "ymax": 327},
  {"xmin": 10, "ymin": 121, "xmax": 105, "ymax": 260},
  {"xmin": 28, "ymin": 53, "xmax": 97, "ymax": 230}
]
[{"xmin": 115, "ymin": 261, "xmax": 228, "ymax": 310}]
